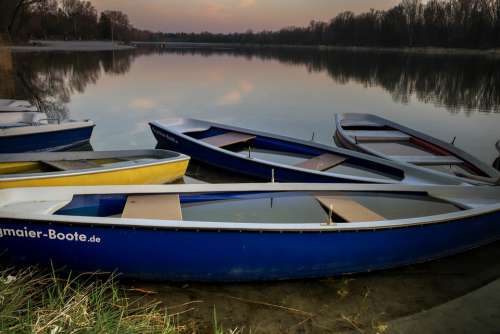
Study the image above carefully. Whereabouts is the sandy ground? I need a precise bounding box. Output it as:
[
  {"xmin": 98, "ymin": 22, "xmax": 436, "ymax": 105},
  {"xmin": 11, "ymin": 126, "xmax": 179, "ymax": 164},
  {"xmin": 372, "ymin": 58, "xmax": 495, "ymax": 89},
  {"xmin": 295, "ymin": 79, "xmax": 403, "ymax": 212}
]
[{"xmin": 3, "ymin": 40, "xmax": 135, "ymax": 52}]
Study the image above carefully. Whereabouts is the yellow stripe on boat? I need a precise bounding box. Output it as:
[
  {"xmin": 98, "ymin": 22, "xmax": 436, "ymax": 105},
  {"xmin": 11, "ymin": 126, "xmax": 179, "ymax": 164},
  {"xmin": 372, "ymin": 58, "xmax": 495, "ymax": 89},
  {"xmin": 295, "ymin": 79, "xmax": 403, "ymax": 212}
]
[
  {"xmin": 0, "ymin": 161, "xmax": 41, "ymax": 175},
  {"xmin": 0, "ymin": 159, "xmax": 189, "ymax": 188}
]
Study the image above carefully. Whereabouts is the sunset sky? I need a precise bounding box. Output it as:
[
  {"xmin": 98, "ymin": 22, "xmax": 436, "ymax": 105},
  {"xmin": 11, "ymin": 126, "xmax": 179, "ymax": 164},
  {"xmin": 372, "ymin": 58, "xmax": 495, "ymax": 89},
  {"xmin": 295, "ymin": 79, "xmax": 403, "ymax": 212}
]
[{"xmin": 91, "ymin": 0, "xmax": 400, "ymax": 33}]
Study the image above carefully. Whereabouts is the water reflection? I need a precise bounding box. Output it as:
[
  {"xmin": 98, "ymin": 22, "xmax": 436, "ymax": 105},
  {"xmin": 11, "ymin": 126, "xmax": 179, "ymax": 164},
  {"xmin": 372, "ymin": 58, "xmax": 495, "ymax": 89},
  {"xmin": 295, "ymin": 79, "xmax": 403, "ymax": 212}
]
[
  {"xmin": 4, "ymin": 50, "xmax": 137, "ymax": 120},
  {"xmin": 148, "ymin": 46, "xmax": 500, "ymax": 114},
  {"xmin": 3, "ymin": 46, "xmax": 500, "ymax": 117}
]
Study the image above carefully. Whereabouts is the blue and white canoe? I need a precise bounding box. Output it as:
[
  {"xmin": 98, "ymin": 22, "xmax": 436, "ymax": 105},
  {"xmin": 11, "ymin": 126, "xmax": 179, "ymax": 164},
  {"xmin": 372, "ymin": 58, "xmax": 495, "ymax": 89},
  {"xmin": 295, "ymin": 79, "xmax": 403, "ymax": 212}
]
[
  {"xmin": 335, "ymin": 113, "xmax": 500, "ymax": 185},
  {"xmin": 0, "ymin": 112, "xmax": 94, "ymax": 153},
  {"xmin": 0, "ymin": 183, "xmax": 498, "ymax": 281},
  {"xmin": 149, "ymin": 118, "xmax": 467, "ymax": 185}
]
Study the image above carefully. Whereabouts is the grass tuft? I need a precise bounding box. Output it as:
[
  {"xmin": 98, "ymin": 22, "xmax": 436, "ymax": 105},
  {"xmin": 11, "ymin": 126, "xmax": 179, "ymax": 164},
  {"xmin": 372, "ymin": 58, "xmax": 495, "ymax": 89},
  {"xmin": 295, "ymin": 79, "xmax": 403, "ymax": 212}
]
[{"xmin": 0, "ymin": 267, "xmax": 181, "ymax": 334}]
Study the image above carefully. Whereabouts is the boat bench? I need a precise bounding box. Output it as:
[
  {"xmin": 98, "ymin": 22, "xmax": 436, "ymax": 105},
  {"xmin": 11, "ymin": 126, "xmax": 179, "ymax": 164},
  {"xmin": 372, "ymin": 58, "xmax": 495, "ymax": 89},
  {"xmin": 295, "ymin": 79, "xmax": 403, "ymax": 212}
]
[
  {"xmin": 122, "ymin": 194, "xmax": 183, "ymax": 220},
  {"xmin": 295, "ymin": 153, "xmax": 346, "ymax": 171},
  {"xmin": 340, "ymin": 120, "xmax": 383, "ymax": 128},
  {"xmin": 316, "ymin": 195, "xmax": 385, "ymax": 222},
  {"xmin": 389, "ymin": 155, "xmax": 463, "ymax": 165},
  {"xmin": 359, "ymin": 142, "xmax": 432, "ymax": 156},
  {"xmin": 201, "ymin": 132, "xmax": 256, "ymax": 148},
  {"xmin": 41, "ymin": 160, "xmax": 100, "ymax": 171},
  {"xmin": 344, "ymin": 130, "xmax": 410, "ymax": 142}
]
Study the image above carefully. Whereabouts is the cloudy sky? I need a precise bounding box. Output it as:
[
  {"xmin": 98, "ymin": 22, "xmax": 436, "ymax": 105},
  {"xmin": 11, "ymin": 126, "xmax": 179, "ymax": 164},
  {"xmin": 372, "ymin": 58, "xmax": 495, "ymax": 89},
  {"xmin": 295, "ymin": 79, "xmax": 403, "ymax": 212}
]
[{"xmin": 91, "ymin": 0, "xmax": 400, "ymax": 33}]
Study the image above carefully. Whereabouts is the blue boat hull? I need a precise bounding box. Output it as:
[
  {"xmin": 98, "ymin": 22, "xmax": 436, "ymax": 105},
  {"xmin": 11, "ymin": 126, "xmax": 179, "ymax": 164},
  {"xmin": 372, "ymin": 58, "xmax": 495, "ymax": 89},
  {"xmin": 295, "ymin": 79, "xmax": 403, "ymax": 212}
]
[
  {"xmin": 1, "ymin": 211, "xmax": 499, "ymax": 281},
  {"xmin": 150, "ymin": 124, "xmax": 385, "ymax": 183},
  {"xmin": 0, "ymin": 125, "xmax": 94, "ymax": 153}
]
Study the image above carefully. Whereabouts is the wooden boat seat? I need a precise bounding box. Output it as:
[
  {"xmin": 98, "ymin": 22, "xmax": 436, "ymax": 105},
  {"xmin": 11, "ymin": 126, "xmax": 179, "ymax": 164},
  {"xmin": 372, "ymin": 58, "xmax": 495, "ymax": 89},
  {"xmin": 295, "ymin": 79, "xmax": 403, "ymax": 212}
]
[
  {"xmin": 41, "ymin": 160, "xmax": 100, "ymax": 171},
  {"xmin": 121, "ymin": 194, "xmax": 183, "ymax": 220},
  {"xmin": 316, "ymin": 196, "xmax": 385, "ymax": 222},
  {"xmin": 201, "ymin": 132, "xmax": 256, "ymax": 148},
  {"xmin": 359, "ymin": 142, "xmax": 432, "ymax": 156},
  {"xmin": 340, "ymin": 120, "xmax": 383, "ymax": 128},
  {"xmin": 389, "ymin": 155, "xmax": 463, "ymax": 165},
  {"xmin": 344, "ymin": 130, "xmax": 410, "ymax": 142},
  {"xmin": 295, "ymin": 153, "xmax": 347, "ymax": 171}
]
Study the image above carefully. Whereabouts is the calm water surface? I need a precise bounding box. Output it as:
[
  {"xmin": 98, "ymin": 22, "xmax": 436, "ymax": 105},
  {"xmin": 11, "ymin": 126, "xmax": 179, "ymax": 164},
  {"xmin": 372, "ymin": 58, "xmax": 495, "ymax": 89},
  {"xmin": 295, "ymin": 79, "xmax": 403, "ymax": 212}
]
[
  {"xmin": 5, "ymin": 47, "xmax": 500, "ymax": 165},
  {"xmin": 3, "ymin": 46, "xmax": 500, "ymax": 333}
]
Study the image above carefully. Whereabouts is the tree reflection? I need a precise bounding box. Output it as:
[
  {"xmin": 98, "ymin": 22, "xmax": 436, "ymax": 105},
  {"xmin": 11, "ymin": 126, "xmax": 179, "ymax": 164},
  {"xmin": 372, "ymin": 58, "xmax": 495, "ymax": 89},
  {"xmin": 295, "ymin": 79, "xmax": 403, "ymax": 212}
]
[
  {"xmin": 5, "ymin": 50, "xmax": 137, "ymax": 119},
  {"xmin": 3, "ymin": 46, "xmax": 500, "ymax": 115},
  {"xmin": 158, "ymin": 46, "xmax": 500, "ymax": 114}
]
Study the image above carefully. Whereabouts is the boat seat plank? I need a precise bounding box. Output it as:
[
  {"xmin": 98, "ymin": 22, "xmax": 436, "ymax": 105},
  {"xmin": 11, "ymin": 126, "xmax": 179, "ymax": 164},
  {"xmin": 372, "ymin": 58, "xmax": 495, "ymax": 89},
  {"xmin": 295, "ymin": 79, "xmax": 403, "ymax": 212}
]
[
  {"xmin": 122, "ymin": 194, "xmax": 183, "ymax": 220},
  {"xmin": 389, "ymin": 155, "xmax": 463, "ymax": 165},
  {"xmin": 316, "ymin": 196, "xmax": 385, "ymax": 222},
  {"xmin": 296, "ymin": 153, "xmax": 347, "ymax": 171},
  {"xmin": 344, "ymin": 130, "xmax": 410, "ymax": 142},
  {"xmin": 360, "ymin": 142, "xmax": 433, "ymax": 156},
  {"xmin": 41, "ymin": 160, "xmax": 100, "ymax": 171},
  {"xmin": 340, "ymin": 120, "xmax": 383, "ymax": 128},
  {"xmin": 201, "ymin": 132, "xmax": 256, "ymax": 148}
]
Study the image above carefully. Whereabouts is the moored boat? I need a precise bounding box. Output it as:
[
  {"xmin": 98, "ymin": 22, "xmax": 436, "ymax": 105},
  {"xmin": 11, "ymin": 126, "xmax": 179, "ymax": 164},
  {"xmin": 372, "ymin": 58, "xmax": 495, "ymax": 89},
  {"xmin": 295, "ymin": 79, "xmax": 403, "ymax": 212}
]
[
  {"xmin": 335, "ymin": 113, "xmax": 500, "ymax": 185},
  {"xmin": 0, "ymin": 183, "xmax": 498, "ymax": 281},
  {"xmin": 149, "ymin": 118, "xmax": 468, "ymax": 185},
  {"xmin": 0, "ymin": 150, "xmax": 190, "ymax": 188},
  {"xmin": 0, "ymin": 99, "xmax": 37, "ymax": 112},
  {"xmin": 0, "ymin": 116, "xmax": 95, "ymax": 153}
]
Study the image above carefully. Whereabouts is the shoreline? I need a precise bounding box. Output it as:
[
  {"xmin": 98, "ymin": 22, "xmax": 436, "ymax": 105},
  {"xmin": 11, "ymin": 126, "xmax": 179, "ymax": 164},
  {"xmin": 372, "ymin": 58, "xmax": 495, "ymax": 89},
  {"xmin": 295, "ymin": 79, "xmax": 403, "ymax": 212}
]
[
  {"xmin": 2, "ymin": 40, "xmax": 500, "ymax": 57},
  {"xmin": 163, "ymin": 42, "xmax": 500, "ymax": 57},
  {"xmin": 2, "ymin": 40, "xmax": 135, "ymax": 52}
]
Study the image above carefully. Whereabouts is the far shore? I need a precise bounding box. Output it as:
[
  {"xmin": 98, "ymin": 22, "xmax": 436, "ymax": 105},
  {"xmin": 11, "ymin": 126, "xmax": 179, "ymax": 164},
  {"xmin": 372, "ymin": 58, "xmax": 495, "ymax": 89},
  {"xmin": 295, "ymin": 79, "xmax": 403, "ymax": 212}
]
[
  {"xmin": 165, "ymin": 42, "xmax": 500, "ymax": 57},
  {"xmin": 2, "ymin": 40, "xmax": 500, "ymax": 57},
  {"xmin": 2, "ymin": 40, "xmax": 135, "ymax": 52}
]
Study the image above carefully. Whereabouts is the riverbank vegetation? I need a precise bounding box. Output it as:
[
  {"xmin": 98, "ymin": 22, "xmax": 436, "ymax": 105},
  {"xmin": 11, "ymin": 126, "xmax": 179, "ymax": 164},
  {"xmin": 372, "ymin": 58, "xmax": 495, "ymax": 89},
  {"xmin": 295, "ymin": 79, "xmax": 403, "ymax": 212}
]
[
  {"xmin": 169, "ymin": 0, "xmax": 500, "ymax": 49},
  {"xmin": 2, "ymin": 0, "xmax": 500, "ymax": 49},
  {"xmin": 0, "ymin": 0, "xmax": 164, "ymax": 42},
  {"xmin": 0, "ymin": 267, "xmax": 208, "ymax": 333}
]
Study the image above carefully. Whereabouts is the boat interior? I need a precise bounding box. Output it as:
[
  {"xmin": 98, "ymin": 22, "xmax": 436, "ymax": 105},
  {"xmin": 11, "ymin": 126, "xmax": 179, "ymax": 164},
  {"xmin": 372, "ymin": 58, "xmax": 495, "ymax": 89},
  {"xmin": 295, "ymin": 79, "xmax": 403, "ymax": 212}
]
[
  {"xmin": 184, "ymin": 126, "xmax": 404, "ymax": 182},
  {"xmin": 0, "ymin": 155, "xmax": 170, "ymax": 176},
  {"xmin": 52, "ymin": 190, "xmax": 462, "ymax": 224},
  {"xmin": 0, "ymin": 111, "xmax": 48, "ymax": 128},
  {"xmin": 339, "ymin": 119, "xmax": 487, "ymax": 178}
]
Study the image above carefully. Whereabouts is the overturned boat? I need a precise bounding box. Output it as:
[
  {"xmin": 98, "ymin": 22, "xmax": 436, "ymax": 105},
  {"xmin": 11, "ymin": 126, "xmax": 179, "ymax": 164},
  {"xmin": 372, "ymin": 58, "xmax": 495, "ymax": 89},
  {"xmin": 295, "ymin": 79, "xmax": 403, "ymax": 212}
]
[
  {"xmin": 0, "ymin": 99, "xmax": 38, "ymax": 112},
  {"xmin": 0, "ymin": 183, "xmax": 498, "ymax": 281},
  {"xmin": 150, "ymin": 118, "xmax": 466, "ymax": 185}
]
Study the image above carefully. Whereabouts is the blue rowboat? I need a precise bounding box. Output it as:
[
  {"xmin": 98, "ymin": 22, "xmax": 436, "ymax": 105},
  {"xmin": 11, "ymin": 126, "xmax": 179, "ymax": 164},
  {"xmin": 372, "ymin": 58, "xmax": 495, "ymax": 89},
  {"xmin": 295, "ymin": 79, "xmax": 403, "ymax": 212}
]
[
  {"xmin": 0, "ymin": 183, "xmax": 498, "ymax": 281},
  {"xmin": 0, "ymin": 113, "xmax": 95, "ymax": 153},
  {"xmin": 149, "ymin": 118, "xmax": 467, "ymax": 185},
  {"xmin": 335, "ymin": 113, "xmax": 500, "ymax": 185}
]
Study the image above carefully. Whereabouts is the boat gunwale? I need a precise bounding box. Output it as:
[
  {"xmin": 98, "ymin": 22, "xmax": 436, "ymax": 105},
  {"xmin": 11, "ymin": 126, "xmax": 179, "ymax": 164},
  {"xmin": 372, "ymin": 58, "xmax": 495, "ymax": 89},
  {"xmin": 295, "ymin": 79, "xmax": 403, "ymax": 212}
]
[
  {"xmin": 0, "ymin": 149, "xmax": 190, "ymax": 181},
  {"xmin": 335, "ymin": 113, "xmax": 500, "ymax": 184},
  {"xmin": 0, "ymin": 120, "xmax": 95, "ymax": 138},
  {"xmin": 0, "ymin": 183, "xmax": 498, "ymax": 232},
  {"xmin": 150, "ymin": 119, "xmax": 464, "ymax": 185}
]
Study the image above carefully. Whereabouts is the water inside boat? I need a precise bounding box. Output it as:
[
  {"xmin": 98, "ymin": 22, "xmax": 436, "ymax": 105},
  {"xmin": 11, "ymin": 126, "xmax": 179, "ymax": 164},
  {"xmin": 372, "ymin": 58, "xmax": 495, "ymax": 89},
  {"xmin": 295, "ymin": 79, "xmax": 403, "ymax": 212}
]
[
  {"xmin": 341, "ymin": 123, "xmax": 486, "ymax": 177},
  {"xmin": 0, "ymin": 156, "xmax": 162, "ymax": 175},
  {"xmin": 186, "ymin": 127, "xmax": 403, "ymax": 182},
  {"xmin": 55, "ymin": 191, "xmax": 461, "ymax": 224}
]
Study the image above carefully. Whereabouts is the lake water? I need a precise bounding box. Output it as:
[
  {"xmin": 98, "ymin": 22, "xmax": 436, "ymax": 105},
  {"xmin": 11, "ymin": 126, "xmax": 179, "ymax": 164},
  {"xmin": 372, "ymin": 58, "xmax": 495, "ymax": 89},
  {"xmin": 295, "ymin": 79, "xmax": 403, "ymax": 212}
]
[
  {"xmin": 5, "ymin": 46, "xmax": 500, "ymax": 167},
  {"xmin": 3, "ymin": 46, "xmax": 500, "ymax": 332}
]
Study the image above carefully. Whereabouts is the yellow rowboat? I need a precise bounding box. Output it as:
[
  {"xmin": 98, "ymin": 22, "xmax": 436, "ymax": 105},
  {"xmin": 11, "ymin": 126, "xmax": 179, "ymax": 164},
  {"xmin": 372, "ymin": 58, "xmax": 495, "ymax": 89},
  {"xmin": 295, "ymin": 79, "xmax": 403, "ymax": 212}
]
[{"xmin": 0, "ymin": 150, "xmax": 190, "ymax": 188}]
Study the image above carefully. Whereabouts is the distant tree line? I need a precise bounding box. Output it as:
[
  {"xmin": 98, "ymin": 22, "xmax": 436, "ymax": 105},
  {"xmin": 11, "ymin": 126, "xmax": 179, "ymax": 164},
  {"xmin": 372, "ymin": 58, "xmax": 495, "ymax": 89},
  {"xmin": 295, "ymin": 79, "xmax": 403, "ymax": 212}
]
[
  {"xmin": 168, "ymin": 0, "xmax": 500, "ymax": 49},
  {"xmin": 2, "ymin": 0, "xmax": 500, "ymax": 48},
  {"xmin": 0, "ymin": 0, "xmax": 165, "ymax": 42}
]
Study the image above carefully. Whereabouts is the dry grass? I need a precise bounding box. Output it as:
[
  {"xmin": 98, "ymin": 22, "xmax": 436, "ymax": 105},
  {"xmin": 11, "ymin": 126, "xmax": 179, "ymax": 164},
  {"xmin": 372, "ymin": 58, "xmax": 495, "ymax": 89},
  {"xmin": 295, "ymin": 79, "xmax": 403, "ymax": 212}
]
[{"xmin": 0, "ymin": 267, "xmax": 181, "ymax": 334}]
